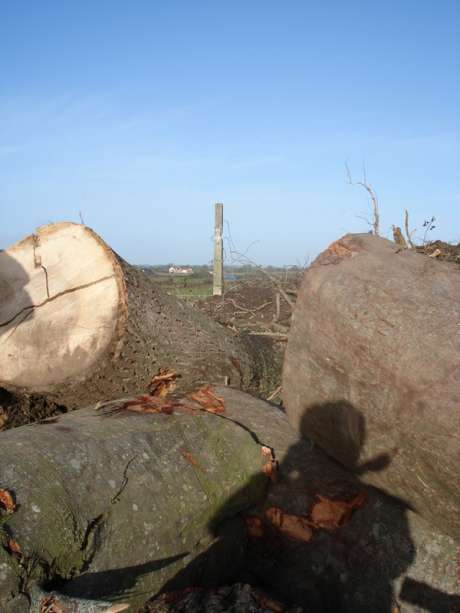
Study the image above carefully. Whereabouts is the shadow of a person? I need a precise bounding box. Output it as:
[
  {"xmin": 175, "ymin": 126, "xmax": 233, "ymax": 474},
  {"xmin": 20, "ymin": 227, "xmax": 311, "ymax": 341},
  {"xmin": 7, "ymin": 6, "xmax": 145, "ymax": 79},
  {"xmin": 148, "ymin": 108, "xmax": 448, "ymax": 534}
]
[
  {"xmin": 243, "ymin": 401, "xmax": 416, "ymax": 612},
  {"xmin": 158, "ymin": 396, "xmax": 459, "ymax": 612},
  {"xmin": 46, "ymin": 390, "xmax": 458, "ymax": 612}
]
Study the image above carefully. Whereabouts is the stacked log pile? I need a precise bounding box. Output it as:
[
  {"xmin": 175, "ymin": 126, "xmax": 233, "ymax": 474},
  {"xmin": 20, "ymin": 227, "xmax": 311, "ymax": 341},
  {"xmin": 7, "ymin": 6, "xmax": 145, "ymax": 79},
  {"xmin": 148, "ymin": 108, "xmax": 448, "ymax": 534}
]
[
  {"xmin": 1, "ymin": 226, "xmax": 459, "ymax": 612},
  {"xmin": 1, "ymin": 388, "xmax": 458, "ymax": 612}
]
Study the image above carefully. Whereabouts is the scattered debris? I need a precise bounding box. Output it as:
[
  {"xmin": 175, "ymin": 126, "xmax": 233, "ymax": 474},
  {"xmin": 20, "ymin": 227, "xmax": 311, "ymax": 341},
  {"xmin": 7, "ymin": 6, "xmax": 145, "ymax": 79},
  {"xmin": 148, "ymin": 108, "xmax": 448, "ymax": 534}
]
[
  {"xmin": 149, "ymin": 368, "xmax": 179, "ymax": 397},
  {"xmin": 244, "ymin": 515, "xmax": 265, "ymax": 539},
  {"xmin": 309, "ymin": 492, "xmax": 367, "ymax": 531},
  {"xmin": 96, "ymin": 387, "xmax": 227, "ymax": 418},
  {"xmin": 38, "ymin": 592, "xmax": 129, "ymax": 613},
  {"xmin": 267, "ymin": 385, "xmax": 282, "ymax": 402},
  {"xmin": 188, "ymin": 385, "xmax": 225, "ymax": 414},
  {"xmin": 265, "ymin": 507, "xmax": 313, "ymax": 543},
  {"xmin": 0, "ymin": 387, "xmax": 67, "ymax": 431},
  {"xmin": 0, "ymin": 489, "xmax": 15, "ymax": 514},
  {"xmin": 5, "ymin": 538, "xmax": 22, "ymax": 559},
  {"xmin": 261, "ymin": 446, "xmax": 278, "ymax": 482},
  {"xmin": 416, "ymin": 239, "xmax": 460, "ymax": 263},
  {"xmin": 261, "ymin": 492, "xmax": 367, "ymax": 544},
  {"xmin": 143, "ymin": 583, "xmax": 302, "ymax": 613},
  {"xmin": 181, "ymin": 450, "xmax": 201, "ymax": 470},
  {"xmin": 97, "ymin": 395, "xmax": 177, "ymax": 416},
  {"xmin": 40, "ymin": 593, "xmax": 67, "ymax": 613},
  {"xmin": 254, "ymin": 590, "xmax": 285, "ymax": 613}
]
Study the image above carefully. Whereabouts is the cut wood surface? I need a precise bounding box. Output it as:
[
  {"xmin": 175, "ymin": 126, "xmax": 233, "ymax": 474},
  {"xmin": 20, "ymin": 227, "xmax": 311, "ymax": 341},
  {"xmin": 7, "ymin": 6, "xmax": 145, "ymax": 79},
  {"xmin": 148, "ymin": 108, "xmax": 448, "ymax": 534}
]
[
  {"xmin": 283, "ymin": 233, "xmax": 460, "ymax": 540},
  {"xmin": 0, "ymin": 223, "xmax": 278, "ymax": 408}
]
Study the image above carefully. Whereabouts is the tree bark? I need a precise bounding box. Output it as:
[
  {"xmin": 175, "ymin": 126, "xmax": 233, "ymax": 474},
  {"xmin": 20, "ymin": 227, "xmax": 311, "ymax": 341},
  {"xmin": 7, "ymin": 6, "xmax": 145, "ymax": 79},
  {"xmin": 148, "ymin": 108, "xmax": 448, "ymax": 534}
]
[
  {"xmin": 0, "ymin": 388, "xmax": 458, "ymax": 612},
  {"xmin": 219, "ymin": 388, "xmax": 460, "ymax": 613},
  {"xmin": 283, "ymin": 233, "xmax": 460, "ymax": 540},
  {"xmin": 0, "ymin": 393, "xmax": 268, "ymax": 612},
  {"xmin": 0, "ymin": 223, "xmax": 278, "ymax": 409}
]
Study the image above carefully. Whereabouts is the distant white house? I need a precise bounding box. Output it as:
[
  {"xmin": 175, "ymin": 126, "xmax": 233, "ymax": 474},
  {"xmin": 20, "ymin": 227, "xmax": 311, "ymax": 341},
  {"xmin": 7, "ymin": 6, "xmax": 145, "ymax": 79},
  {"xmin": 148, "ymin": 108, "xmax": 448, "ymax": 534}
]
[{"xmin": 168, "ymin": 266, "xmax": 193, "ymax": 275}]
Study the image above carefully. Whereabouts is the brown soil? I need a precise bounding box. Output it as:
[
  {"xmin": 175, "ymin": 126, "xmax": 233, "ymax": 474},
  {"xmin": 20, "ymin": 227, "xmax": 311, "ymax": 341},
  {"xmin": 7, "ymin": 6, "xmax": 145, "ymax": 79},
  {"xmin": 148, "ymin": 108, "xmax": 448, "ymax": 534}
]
[
  {"xmin": 196, "ymin": 279, "xmax": 298, "ymax": 334},
  {"xmin": 0, "ymin": 387, "xmax": 67, "ymax": 432},
  {"xmin": 416, "ymin": 240, "xmax": 460, "ymax": 263}
]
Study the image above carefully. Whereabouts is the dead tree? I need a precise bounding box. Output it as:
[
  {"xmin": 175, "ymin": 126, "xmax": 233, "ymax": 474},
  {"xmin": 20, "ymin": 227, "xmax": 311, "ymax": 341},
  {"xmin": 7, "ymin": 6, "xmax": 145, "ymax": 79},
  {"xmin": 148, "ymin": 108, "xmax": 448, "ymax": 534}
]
[{"xmin": 346, "ymin": 163, "xmax": 380, "ymax": 236}]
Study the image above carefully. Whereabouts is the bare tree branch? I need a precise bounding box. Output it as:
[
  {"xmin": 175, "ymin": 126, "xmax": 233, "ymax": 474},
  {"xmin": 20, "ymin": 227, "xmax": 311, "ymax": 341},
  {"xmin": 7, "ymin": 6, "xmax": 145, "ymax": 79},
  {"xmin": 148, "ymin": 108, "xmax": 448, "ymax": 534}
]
[
  {"xmin": 346, "ymin": 163, "xmax": 380, "ymax": 236},
  {"xmin": 404, "ymin": 209, "xmax": 415, "ymax": 249},
  {"xmin": 229, "ymin": 249, "xmax": 295, "ymax": 310}
]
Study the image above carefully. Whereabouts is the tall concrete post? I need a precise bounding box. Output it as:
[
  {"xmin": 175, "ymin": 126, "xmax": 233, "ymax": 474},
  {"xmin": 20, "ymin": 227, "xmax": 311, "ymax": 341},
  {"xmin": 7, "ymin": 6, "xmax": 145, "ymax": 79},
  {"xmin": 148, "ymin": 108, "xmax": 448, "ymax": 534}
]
[{"xmin": 213, "ymin": 203, "xmax": 224, "ymax": 296}]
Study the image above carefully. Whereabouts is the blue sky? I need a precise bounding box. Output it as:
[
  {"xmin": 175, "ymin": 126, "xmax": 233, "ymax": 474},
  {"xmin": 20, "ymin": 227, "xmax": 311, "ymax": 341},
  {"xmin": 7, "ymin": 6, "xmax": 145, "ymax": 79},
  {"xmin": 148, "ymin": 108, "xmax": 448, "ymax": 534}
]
[{"xmin": 1, "ymin": 1, "xmax": 459, "ymax": 264}]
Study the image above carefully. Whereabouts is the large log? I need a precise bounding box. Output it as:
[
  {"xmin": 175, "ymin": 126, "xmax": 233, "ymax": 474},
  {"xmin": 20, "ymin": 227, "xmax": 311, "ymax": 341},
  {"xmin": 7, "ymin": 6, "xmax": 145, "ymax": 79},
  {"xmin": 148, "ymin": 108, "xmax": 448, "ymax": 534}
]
[
  {"xmin": 0, "ymin": 388, "xmax": 458, "ymax": 612},
  {"xmin": 282, "ymin": 233, "xmax": 460, "ymax": 539},
  {"xmin": 0, "ymin": 223, "xmax": 278, "ymax": 409},
  {"xmin": 219, "ymin": 388, "xmax": 460, "ymax": 613},
  {"xmin": 0, "ymin": 392, "xmax": 268, "ymax": 612}
]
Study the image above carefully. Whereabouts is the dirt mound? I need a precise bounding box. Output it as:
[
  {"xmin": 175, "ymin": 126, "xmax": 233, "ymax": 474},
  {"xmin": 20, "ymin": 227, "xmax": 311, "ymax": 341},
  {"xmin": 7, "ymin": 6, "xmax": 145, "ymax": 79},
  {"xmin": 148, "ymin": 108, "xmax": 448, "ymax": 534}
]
[
  {"xmin": 0, "ymin": 387, "xmax": 67, "ymax": 431},
  {"xmin": 416, "ymin": 240, "xmax": 460, "ymax": 263},
  {"xmin": 197, "ymin": 280, "xmax": 297, "ymax": 333}
]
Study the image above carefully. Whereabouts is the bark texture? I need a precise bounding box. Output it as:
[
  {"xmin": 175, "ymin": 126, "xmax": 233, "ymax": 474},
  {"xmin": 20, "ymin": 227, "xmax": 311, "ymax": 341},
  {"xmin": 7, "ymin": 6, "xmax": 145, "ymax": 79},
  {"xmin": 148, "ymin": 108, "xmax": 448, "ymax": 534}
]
[
  {"xmin": 219, "ymin": 388, "xmax": 460, "ymax": 613},
  {"xmin": 0, "ymin": 223, "xmax": 278, "ymax": 409},
  {"xmin": 0, "ymin": 388, "xmax": 459, "ymax": 612},
  {"xmin": 0, "ymin": 396, "xmax": 268, "ymax": 612},
  {"xmin": 282, "ymin": 233, "xmax": 460, "ymax": 540}
]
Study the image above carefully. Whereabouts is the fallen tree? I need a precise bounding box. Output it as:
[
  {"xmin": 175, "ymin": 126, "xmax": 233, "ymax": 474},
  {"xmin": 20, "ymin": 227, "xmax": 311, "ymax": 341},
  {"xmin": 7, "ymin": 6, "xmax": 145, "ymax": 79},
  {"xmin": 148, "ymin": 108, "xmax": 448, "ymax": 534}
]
[
  {"xmin": 0, "ymin": 223, "xmax": 279, "ymax": 410},
  {"xmin": 0, "ymin": 389, "xmax": 268, "ymax": 612},
  {"xmin": 283, "ymin": 233, "xmax": 460, "ymax": 540},
  {"xmin": 1, "ymin": 388, "xmax": 458, "ymax": 612}
]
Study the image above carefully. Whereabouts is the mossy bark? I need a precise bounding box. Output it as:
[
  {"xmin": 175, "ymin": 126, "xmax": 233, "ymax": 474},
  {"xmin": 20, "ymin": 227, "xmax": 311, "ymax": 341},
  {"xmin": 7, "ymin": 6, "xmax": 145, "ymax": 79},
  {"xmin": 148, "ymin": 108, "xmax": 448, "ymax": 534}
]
[{"xmin": 0, "ymin": 400, "xmax": 267, "ymax": 611}]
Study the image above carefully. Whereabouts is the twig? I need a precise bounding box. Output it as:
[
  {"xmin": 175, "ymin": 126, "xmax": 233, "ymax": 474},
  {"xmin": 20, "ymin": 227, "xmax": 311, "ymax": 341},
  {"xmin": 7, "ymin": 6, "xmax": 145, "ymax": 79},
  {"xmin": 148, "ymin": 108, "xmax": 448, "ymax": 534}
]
[
  {"xmin": 248, "ymin": 331, "xmax": 288, "ymax": 340},
  {"xmin": 273, "ymin": 292, "xmax": 280, "ymax": 322},
  {"xmin": 224, "ymin": 297, "xmax": 272, "ymax": 315},
  {"xmin": 267, "ymin": 385, "xmax": 282, "ymax": 401},
  {"xmin": 404, "ymin": 209, "xmax": 415, "ymax": 249},
  {"xmin": 346, "ymin": 162, "xmax": 380, "ymax": 236},
  {"xmin": 111, "ymin": 456, "xmax": 137, "ymax": 504}
]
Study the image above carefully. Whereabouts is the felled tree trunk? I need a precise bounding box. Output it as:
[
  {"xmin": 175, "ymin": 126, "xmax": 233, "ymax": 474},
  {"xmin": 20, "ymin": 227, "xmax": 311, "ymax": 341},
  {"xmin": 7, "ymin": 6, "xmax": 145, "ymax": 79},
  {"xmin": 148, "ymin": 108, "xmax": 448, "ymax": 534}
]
[
  {"xmin": 0, "ymin": 393, "xmax": 268, "ymax": 612},
  {"xmin": 0, "ymin": 223, "xmax": 278, "ymax": 409},
  {"xmin": 218, "ymin": 388, "xmax": 460, "ymax": 613},
  {"xmin": 1, "ymin": 388, "xmax": 458, "ymax": 612},
  {"xmin": 283, "ymin": 233, "xmax": 460, "ymax": 540}
]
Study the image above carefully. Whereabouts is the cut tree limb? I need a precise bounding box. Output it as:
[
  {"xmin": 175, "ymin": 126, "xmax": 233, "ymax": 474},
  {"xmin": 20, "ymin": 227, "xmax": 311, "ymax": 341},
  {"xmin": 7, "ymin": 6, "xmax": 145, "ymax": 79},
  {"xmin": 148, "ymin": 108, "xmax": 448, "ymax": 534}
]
[
  {"xmin": 0, "ymin": 393, "xmax": 268, "ymax": 611},
  {"xmin": 0, "ymin": 387, "xmax": 458, "ymax": 612},
  {"xmin": 0, "ymin": 223, "xmax": 278, "ymax": 408},
  {"xmin": 283, "ymin": 233, "xmax": 460, "ymax": 539}
]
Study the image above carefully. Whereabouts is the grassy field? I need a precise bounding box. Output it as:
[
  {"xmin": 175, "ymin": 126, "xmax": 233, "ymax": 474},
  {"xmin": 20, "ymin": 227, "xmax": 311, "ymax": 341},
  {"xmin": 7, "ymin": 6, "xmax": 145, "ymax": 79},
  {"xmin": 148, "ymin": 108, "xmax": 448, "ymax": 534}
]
[
  {"xmin": 139, "ymin": 266, "xmax": 302, "ymax": 302},
  {"xmin": 141, "ymin": 271, "xmax": 213, "ymax": 300}
]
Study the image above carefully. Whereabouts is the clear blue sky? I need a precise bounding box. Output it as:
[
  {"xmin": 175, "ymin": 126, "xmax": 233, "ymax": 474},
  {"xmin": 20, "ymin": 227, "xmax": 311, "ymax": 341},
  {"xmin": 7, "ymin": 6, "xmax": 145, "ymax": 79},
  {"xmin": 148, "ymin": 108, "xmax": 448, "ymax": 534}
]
[{"xmin": 1, "ymin": 1, "xmax": 459, "ymax": 265}]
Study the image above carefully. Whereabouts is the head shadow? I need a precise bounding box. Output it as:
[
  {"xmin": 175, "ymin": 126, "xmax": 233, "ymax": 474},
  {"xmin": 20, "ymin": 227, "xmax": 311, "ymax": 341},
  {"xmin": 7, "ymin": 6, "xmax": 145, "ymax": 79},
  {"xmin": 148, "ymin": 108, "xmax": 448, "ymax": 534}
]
[{"xmin": 299, "ymin": 399, "xmax": 392, "ymax": 477}]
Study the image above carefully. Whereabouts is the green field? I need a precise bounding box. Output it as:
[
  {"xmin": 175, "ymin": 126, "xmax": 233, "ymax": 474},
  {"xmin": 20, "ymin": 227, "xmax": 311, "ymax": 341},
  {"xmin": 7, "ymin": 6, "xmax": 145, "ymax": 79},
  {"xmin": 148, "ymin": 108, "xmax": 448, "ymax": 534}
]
[{"xmin": 138, "ymin": 266, "xmax": 302, "ymax": 302}]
